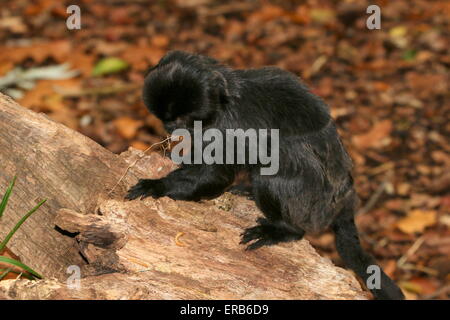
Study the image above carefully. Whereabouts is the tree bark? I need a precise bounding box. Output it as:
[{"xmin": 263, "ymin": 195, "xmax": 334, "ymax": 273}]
[{"xmin": 0, "ymin": 93, "xmax": 369, "ymax": 299}]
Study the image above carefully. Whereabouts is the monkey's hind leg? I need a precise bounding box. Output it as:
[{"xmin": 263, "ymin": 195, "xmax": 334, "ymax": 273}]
[
  {"xmin": 241, "ymin": 177, "xmax": 305, "ymax": 250},
  {"xmin": 332, "ymin": 203, "xmax": 405, "ymax": 300}
]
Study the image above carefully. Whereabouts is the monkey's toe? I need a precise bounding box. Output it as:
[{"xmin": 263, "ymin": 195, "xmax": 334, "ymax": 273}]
[
  {"xmin": 245, "ymin": 237, "xmax": 281, "ymax": 250},
  {"xmin": 240, "ymin": 225, "xmax": 265, "ymax": 245},
  {"xmin": 240, "ymin": 218, "xmax": 304, "ymax": 250}
]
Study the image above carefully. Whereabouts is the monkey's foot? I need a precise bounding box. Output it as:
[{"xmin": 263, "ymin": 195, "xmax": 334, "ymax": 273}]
[
  {"xmin": 125, "ymin": 179, "xmax": 165, "ymax": 200},
  {"xmin": 240, "ymin": 218, "xmax": 305, "ymax": 250}
]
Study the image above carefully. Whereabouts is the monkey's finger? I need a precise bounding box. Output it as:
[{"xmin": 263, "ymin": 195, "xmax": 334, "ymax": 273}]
[
  {"xmin": 246, "ymin": 237, "xmax": 280, "ymax": 250},
  {"xmin": 125, "ymin": 185, "xmax": 147, "ymax": 200},
  {"xmin": 239, "ymin": 233, "xmax": 255, "ymax": 244},
  {"xmin": 239, "ymin": 237, "xmax": 252, "ymax": 245},
  {"xmin": 140, "ymin": 192, "xmax": 153, "ymax": 200},
  {"xmin": 245, "ymin": 239, "xmax": 267, "ymax": 251},
  {"xmin": 125, "ymin": 191, "xmax": 140, "ymax": 200}
]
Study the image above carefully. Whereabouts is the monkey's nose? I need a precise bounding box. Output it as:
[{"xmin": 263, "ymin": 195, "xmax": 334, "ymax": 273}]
[{"xmin": 164, "ymin": 121, "xmax": 178, "ymax": 134}]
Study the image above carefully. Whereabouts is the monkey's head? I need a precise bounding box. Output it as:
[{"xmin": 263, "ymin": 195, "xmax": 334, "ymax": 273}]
[{"xmin": 142, "ymin": 51, "xmax": 231, "ymax": 133}]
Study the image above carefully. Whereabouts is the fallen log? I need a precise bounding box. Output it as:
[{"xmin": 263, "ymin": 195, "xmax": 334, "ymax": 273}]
[{"xmin": 0, "ymin": 93, "xmax": 369, "ymax": 299}]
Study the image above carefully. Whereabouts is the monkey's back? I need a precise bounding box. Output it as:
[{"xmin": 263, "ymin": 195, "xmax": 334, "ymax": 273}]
[{"xmin": 233, "ymin": 67, "xmax": 331, "ymax": 135}]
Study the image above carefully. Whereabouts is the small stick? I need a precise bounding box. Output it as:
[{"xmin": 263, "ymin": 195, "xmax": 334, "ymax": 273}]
[
  {"xmin": 399, "ymin": 263, "xmax": 438, "ymax": 276},
  {"xmin": 108, "ymin": 136, "xmax": 172, "ymax": 195},
  {"xmin": 357, "ymin": 170, "xmax": 394, "ymax": 215},
  {"xmin": 397, "ymin": 236, "xmax": 425, "ymax": 268}
]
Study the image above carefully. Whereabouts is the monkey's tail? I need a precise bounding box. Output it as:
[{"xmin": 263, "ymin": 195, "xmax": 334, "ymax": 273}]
[{"xmin": 332, "ymin": 204, "xmax": 405, "ymax": 300}]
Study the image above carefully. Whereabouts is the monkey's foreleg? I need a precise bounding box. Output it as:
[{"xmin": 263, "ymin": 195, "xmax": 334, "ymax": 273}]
[{"xmin": 126, "ymin": 164, "xmax": 235, "ymax": 201}]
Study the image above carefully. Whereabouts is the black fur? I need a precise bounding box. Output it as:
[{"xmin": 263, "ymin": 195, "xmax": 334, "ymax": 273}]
[{"xmin": 126, "ymin": 50, "xmax": 405, "ymax": 300}]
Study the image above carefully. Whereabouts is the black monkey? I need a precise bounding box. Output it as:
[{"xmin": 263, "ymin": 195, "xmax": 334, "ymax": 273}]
[{"xmin": 126, "ymin": 51, "xmax": 405, "ymax": 300}]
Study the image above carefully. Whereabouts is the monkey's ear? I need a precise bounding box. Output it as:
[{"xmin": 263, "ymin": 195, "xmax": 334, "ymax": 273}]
[
  {"xmin": 144, "ymin": 64, "xmax": 158, "ymax": 77},
  {"xmin": 211, "ymin": 71, "xmax": 230, "ymax": 104}
]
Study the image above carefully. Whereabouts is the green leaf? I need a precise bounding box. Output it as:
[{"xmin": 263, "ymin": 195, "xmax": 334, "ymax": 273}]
[
  {"xmin": 0, "ymin": 256, "xmax": 42, "ymax": 279},
  {"xmin": 0, "ymin": 199, "xmax": 46, "ymax": 252},
  {"xmin": 0, "ymin": 176, "xmax": 16, "ymax": 218},
  {"xmin": 403, "ymin": 49, "xmax": 417, "ymax": 61},
  {"xmin": 0, "ymin": 267, "xmax": 13, "ymax": 280},
  {"xmin": 0, "ymin": 268, "xmax": 34, "ymax": 280},
  {"xmin": 92, "ymin": 57, "xmax": 129, "ymax": 76}
]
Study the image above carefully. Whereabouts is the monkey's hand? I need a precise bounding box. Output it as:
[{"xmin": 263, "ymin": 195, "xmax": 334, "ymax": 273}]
[{"xmin": 125, "ymin": 179, "xmax": 166, "ymax": 200}]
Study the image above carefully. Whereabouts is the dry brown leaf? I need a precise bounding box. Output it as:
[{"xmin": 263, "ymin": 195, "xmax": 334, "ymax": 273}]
[
  {"xmin": 410, "ymin": 193, "xmax": 441, "ymax": 208},
  {"xmin": 67, "ymin": 51, "xmax": 95, "ymax": 77},
  {"xmin": 383, "ymin": 259, "xmax": 397, "ymax": 278},
  {"xmin": 396, "ymin": 210, "xmax": 437, "ymax": 234},
  {"xmin": 0, "ymin": 40, "xmax": 71, "ymax": 64},
  {"xmin": 0, "ymin": 61, "xmax": 14, "ymax": 76},
  {"xmin": 114, "ymin": 117, "xmax": 143, "ymax": 139},
  {"xmin": 431, "ymin": 151, "xmax": 450, "ymax": 165},
  {"xmin": 48, "ymin": 108, "xmax": 79, "ymax": 130},
  {"xmin": 19, "ymin": 79, "xmax": 81, "ymax": 110},
  {"xmin": 397, "ymin": 183, "xmax": 411, "ymax": 196},
  {"xmin": 121, "ymin": 45, "xmax": 165, "ymax": 71},
  {"xmin": 407, "ymin": 277, "xmax": 439, "ymax": 295},
  {"xmin": 385, "ymin": 199, "xmax": 407, "ymax": 212},
  {"xmin": 430, "ymin": 172, "xmax": 450, "ymax": 193},
  {"xmin": 151, "ymin": 35, "xmax": 170, "ymax": 48},
  {"xmin": 248, "ymin": 5, "xmax": 286, "ymax": 23},
  {"xmin": 352, "ymin": 119, "xmax": 393, "ymax": 150},
  {"xmin": 289, "ymin": 5, "xmax": 311, "ymax": 24},
  {"xmin": 0, "ymin": 247, "xmax": 30, "ymax": 280},
  {"xmin": 130, "ymin": 141, "xmax": 150, "ymax": 151},
  {"xmin": 406, "ymin": 72, "xmax": 448, "ymax": 97},
  {"xmin": 24, "ymin": 0, "xmax": 55, "ymax": 16},
  {"xmin": 0, "ymin": 16, "xmax": 28, "ymax": 33},
  {"xmin": 439, "ymin": 215, "xmax": 450, "ymax": 227}
]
